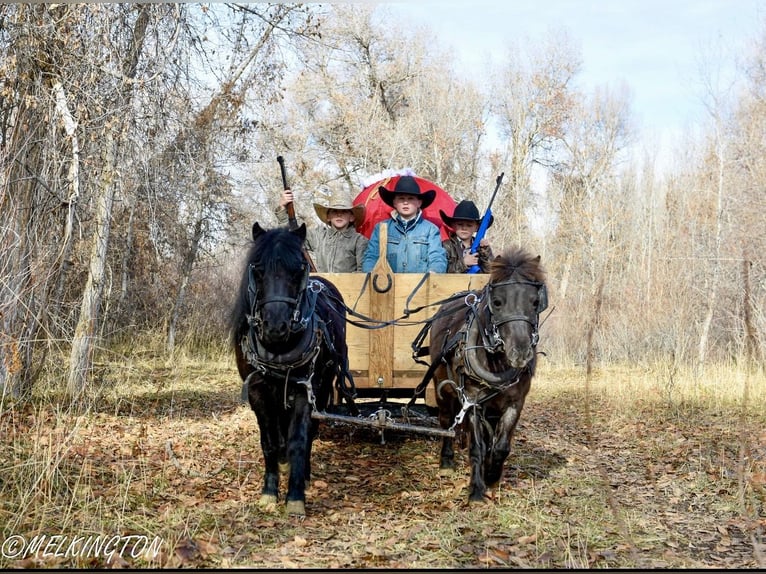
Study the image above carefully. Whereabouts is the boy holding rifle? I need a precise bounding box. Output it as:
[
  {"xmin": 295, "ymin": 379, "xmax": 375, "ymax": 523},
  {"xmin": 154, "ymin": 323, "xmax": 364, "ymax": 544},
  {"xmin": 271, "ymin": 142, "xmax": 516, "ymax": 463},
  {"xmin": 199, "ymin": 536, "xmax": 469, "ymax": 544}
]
[
  {"xmin": 276, "ymin": 185, "xmax": 368, "ymax": 272},
  {"xmin": 439, "ymin": 200, "xmax": 495, "ymax": 273}
]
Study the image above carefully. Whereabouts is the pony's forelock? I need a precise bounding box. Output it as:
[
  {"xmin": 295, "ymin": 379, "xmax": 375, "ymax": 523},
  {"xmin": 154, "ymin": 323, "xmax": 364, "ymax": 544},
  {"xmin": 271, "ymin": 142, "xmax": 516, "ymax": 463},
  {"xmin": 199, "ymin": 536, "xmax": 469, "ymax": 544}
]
[
  {"xmin": 489, "ymin": 247, "xmax": 546, "ymax": 284},
  {"xmin": 248, "ymin": 226, "xmax": 305, "ymax": 273}
]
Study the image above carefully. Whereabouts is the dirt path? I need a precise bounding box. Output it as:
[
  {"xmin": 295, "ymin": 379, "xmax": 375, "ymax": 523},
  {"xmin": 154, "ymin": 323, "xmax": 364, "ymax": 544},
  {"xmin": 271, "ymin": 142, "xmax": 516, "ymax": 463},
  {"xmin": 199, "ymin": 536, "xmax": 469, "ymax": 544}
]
[{"xmin": 2, "ymin": 367, "xmax": 764, "ymax": 569}]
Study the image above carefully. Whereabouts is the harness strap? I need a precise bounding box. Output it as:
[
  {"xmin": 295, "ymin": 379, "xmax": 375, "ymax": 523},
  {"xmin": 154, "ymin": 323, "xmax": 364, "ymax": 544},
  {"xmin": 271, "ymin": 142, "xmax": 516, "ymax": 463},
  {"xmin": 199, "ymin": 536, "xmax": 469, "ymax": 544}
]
[{"xmin": 405, "ymin": 327, "xmax": 465, "ymax": 411}]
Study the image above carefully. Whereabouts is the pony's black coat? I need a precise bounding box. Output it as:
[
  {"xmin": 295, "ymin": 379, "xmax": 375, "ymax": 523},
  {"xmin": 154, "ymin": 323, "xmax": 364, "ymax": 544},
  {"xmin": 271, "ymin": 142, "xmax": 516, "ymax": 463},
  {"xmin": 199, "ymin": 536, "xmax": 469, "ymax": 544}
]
[
  {"xmin": 229, "ymin": 223, "xmax": 349, "ymax": 515},
  {"xmin": 429, "ymin": 247, "xmax": 547, "ymax": 501}
]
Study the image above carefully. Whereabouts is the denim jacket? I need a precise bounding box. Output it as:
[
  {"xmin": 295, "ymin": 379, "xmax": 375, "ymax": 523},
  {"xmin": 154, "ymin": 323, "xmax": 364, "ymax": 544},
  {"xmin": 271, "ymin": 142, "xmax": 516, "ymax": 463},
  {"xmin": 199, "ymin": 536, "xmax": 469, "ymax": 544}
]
[{"xmin": 361, "ymin": 210, "xmax": 447, "ymax": 273}]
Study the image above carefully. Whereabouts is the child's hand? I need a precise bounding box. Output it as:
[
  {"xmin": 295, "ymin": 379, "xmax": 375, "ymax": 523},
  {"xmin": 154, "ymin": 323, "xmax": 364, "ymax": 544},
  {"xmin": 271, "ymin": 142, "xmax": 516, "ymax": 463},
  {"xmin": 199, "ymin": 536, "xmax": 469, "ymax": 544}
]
[
  {"xmin": 463, "ymin": 252, "xmax": 479, "ymax": 267},
  {"xmin": 279, "ymin": 189, "xmax": 294, "ymax": 208}
]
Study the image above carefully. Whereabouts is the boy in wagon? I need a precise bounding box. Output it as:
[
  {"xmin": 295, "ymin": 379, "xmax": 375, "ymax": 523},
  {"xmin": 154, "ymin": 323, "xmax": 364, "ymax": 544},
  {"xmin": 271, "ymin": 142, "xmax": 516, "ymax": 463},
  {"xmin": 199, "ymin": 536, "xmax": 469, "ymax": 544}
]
[
  {"xmin": 361, "ymin": 175, "xmax": 447, "ymax": 274},
  {"xmin": 439, "ymin": 199, "xmax": 495, "ymax": 273},
  {"xmin": 277, "ymin": 184, "xmax": 368, "ymax": 272}
]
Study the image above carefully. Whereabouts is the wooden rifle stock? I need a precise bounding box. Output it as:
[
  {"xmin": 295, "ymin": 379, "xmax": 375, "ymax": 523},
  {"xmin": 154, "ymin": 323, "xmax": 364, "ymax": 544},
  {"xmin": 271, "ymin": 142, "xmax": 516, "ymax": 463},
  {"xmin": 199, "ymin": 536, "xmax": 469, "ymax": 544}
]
[{"xmin": 276, "ymin": 155, "xmax": 317, "ymax": 271}]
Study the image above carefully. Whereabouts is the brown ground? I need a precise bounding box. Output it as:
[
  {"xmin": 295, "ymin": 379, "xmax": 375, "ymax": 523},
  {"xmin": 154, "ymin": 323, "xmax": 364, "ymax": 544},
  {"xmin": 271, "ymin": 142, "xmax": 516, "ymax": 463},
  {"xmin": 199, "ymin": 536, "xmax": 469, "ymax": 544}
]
[{"xmin": 1, "ymin": 362, "xmax": 764, "ymax": 569}]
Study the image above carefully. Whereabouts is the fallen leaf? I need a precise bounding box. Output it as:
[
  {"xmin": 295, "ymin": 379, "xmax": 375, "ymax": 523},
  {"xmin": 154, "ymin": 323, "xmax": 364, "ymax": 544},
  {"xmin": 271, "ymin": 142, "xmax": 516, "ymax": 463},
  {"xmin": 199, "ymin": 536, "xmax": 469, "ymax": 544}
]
[{"xmin": 518, "ymin": 533, "xmax": 538, "ymax": 545}]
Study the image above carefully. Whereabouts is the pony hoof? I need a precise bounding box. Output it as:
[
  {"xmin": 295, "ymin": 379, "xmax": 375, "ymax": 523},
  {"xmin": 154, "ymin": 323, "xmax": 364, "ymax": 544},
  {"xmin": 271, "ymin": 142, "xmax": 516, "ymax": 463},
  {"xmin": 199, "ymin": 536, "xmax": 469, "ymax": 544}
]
[
  {"xmin": 438, "ymin": 467, "xmax": 455, "ymax": 477},
  {"xmin": 279, "ymin": 462, "xmax": 290, "ymax": 473},
  {"xmin": 258, "ymin": 494, "xmax": 278, "ymax": 509},
  {"xmin": 285, "ymin": 500, "xmax": 306, "ymax": 516}
]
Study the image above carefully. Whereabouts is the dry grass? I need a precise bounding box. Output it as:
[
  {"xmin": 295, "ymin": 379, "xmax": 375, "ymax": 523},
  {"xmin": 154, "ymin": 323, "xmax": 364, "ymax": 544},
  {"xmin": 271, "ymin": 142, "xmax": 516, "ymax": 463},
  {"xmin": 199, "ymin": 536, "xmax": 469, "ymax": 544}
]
[{"xmin": 0, "ymin": 351, "xmax": 764, "ymax": 569}]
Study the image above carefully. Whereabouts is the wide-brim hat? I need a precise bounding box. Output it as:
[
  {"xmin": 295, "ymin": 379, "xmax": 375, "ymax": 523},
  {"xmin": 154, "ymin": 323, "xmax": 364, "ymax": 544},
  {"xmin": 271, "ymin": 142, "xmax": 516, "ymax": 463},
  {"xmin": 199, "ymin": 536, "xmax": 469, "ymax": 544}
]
[
  {"xmin": 313, "ymin": 187, "xmax": 366, "ymax": 223},
  {"xmin": 378, "ymin": 175, "xmax": 436, "ymax": 209},
  {"xmin": 439, "ymin": 199, "xmax": 493, "ymax": 229}
]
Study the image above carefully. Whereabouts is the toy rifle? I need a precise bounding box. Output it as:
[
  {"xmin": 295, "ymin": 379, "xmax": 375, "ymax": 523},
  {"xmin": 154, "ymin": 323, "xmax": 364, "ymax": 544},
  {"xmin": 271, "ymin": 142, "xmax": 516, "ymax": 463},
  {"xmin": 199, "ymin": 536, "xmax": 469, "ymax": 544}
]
[
  {"xmin": 276, "ymin": 155, "xmax": 317, "ymax": 272},
  {"xmin": 467, "ymin": 172, "xmax": 504, "ymax": 274}
]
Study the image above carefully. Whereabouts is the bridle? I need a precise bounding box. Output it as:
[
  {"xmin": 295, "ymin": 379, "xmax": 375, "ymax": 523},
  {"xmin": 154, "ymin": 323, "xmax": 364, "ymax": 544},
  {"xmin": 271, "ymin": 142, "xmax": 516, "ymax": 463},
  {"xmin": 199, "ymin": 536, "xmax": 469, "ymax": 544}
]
[
  {"xmin": 244, "ymin": 262, "xmax": 325, "ymax": 374},
  {"xmin": 476, "ymin": 279, "xmax": 548, "ymax": 353},
  {"xmin": 247, "ymin": 261, "xmax": 312, "ymax": 336}
]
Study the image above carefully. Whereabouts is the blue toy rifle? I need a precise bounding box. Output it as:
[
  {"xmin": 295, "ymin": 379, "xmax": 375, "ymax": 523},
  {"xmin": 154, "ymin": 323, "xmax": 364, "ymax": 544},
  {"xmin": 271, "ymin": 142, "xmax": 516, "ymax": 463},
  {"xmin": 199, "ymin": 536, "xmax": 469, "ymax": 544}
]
[{"xmin": 467, "ymin": 172, "xmax": 504, "ymax": 274}]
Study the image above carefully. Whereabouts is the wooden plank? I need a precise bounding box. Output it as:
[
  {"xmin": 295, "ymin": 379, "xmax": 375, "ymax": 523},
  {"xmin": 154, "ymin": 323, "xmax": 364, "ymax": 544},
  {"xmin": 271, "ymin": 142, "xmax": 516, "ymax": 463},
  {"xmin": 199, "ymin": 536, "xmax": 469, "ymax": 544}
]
[
  {"xmin": 367, "ymin": 224, "xmax": 395, "ymax": 388},
  {"xmin": 314, "ymin": 273, "xmax": 369, "ymax": 375}
]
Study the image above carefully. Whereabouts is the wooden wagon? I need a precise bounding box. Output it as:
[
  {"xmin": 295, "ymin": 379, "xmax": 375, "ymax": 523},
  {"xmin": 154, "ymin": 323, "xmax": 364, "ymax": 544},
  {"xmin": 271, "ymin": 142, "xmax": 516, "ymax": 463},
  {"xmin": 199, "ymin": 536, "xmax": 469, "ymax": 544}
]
[{"xmin": 312, "ymin": 226, "xmax": 489, "ymax": 438}]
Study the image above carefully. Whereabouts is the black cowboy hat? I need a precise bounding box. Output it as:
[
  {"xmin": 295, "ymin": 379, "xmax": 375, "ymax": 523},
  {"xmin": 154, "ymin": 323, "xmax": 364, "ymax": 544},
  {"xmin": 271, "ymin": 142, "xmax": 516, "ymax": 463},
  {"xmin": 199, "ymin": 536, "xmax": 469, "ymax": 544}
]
[
  {"xmin": 439, "ymin": 199, "xmax": 493, "ymax": 229},
  {"xmin": 378, "ymin": 175, "xmax": 436, "ymax": 209}
]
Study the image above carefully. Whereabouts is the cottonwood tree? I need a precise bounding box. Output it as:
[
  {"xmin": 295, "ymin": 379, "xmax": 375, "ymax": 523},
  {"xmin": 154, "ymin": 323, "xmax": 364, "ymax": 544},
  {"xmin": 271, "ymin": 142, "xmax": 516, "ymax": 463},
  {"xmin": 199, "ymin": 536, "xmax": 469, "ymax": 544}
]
[
  {"xmin": 152, "ymin": 4, "xmax": 319, "ymax": 352},
  {"xmin": 727, "ymin": 25, "xmax": 766, "ymax": 364},
  {"xmin": 66, "ymin": 3, "xmax": 156, "ymax": 397},
  {"xmin": 249, "ymin": 3, "xmax": 487, "ymax": 218},
  {"xmin": 488, "ymin": 30, "xmax": 582, "ymax": 249},
  {"xmin": 1, "ymin": 3, "xmax": 320, "ymax": 397},
  {"xmin": 547, "ymin": 85, "xmax": 634, "ymax": 362},
  {"xmin": 0, "ymin": 4, "xmax": 113, "ymax": 397}
]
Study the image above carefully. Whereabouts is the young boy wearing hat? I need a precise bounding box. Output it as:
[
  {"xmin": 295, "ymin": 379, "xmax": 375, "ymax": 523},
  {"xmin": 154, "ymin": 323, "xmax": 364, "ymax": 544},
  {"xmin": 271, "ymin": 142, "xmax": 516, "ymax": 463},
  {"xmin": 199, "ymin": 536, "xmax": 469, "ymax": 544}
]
[
  {"xmin": 439, "ymin": 199, "xmax": 495, "ymax": 273},
  {"xmin": 361, "ymin": 175, "xmax": 447, "ymax": 273},
  {"xmin": 277, "ymin": 185, "xmax": 368, "ymax": 272}
]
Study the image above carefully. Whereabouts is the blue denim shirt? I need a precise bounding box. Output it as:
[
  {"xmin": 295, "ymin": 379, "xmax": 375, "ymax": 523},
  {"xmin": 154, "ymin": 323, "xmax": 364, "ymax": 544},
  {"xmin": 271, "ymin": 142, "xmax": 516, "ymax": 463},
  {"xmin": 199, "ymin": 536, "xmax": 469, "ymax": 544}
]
[{"xmin": 361, "ymin": 211, "xmax": 447, "ymax": 273}]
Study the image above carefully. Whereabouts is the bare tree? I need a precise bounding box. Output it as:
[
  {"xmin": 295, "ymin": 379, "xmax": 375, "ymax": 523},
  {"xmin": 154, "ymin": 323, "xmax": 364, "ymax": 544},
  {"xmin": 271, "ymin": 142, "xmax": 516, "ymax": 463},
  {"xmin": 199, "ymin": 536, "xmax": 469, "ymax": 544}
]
[
  {"xmin": 253, "ymin": 3, "xmax": 487, "ymax": 209},
  {"xmin": 489, "ymin": 30, "xmax": 583, "ymax": 248},
  {"xmin": 67, "ymin": 4, "xmax": 153, "ymax": 396}
]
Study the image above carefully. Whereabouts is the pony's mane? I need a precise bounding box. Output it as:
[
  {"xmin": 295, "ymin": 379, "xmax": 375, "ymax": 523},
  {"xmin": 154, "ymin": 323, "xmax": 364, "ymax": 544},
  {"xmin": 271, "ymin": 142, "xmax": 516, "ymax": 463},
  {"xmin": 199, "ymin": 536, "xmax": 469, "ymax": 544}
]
[
  {"xmin": 247, "ymin": 226, "xmax": 305, "ymax": 273},
  {"xmin": 489, "ymin": 247, "xmax": 546, "ymax": 284}
]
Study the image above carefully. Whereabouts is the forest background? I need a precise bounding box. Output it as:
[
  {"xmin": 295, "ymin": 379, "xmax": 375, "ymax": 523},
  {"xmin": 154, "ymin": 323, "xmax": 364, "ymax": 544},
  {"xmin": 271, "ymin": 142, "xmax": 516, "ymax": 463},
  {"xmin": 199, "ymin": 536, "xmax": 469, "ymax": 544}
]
[
  {"xmin": 0, "ymin": 4, "xmax": 765, "ymax": 568},
  {"xmin": 2, "ymin": 2, "xmax": 765, "ymax": 394}
]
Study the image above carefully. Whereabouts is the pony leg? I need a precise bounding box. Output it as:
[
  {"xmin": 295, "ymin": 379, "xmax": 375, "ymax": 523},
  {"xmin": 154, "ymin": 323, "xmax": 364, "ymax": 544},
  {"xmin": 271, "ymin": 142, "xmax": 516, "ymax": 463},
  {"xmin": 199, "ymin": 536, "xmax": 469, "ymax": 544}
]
[
  {"xmin": 467, "ymin": 409, "xmax": 489, "ymax": 502},
  {"xmin": 248, "ymin": 383, "xmax": 281, "ymax": 506},
  {"xmin": 439, "ymin": 437, "xmax": 456, "ymax": 475},
  {"xmin": 437, "ymin": 390, "xmax": 459, "ymax": 475},
  {"xmin": 285, "ymin": 391, "xmax": 312, "ymax": 516},
  {"xmin": 485, "ymin": 401, "xmax": 524, "ymax": 488}
]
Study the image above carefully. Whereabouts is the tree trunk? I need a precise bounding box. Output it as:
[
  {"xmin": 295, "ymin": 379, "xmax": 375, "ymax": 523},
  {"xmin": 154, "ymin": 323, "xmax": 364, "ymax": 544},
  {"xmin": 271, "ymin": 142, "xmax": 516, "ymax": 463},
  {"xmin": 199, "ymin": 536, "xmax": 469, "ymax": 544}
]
[
  {"xmin": 117, "ymin": 194, "xmax": 137, "ymax": 318},
  {"xmin": 51, "ymin": 81, "xmax": 81, "ymax": 331},
  {"xmin": 167, "ymin": 215, "xmax": 204, "ymax": 353},
  {"xmin": 66, "ymin": 4, "xmax": 150, "ymax": 396},
  {"xmin": 697, "ymin": 126, "xmax": 726, "ymax": 368},
  {"xmin": 67, "ymin": 129, "xmax": 118, "ymax": 396}
]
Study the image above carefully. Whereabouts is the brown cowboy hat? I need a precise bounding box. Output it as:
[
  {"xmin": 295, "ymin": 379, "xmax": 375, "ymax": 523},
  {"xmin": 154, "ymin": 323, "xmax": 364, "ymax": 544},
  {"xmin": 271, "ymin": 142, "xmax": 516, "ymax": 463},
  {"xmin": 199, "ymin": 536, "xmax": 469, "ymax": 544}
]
[
  {"xmin": 439, "ymin": 199, "xmax": 493, "ymax": 229},
  {"xmin": 313, "ymin": 186, "xmax": 366, "ymax": 224},
  {"xmin": 378, "ymin": 175, "xmax": 436, "ymax": 209}
]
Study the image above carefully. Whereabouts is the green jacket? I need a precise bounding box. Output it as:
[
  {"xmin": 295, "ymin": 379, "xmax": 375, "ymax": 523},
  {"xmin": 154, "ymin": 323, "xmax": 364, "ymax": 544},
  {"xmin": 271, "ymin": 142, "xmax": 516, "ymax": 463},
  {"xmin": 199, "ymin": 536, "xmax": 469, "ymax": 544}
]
[
  {"xmin": 442, "ymin": 233, "xmax": 494, "ymax": 273},
  {"xmin": 276, "ymin": 207, "xmax": 368, "ymax": 272}
]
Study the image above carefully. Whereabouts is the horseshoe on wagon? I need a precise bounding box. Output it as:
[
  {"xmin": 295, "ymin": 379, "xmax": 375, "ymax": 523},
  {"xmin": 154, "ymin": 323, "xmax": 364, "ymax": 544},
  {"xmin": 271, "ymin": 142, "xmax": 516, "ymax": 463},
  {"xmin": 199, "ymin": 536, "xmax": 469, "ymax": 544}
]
[{"xmin": 372, "ymin": 272, "xmax": 392, "ymax": 293}]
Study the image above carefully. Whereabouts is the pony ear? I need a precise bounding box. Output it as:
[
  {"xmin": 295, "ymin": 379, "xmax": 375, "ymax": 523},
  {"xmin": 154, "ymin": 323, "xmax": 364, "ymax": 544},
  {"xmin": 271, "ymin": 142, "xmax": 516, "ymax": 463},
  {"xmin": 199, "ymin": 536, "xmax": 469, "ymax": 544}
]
[
  {"xmin": 293, "ymin": 222, "xmax": 307, "ymax": 242},
  {"xmin": 252, "ymin": 221, "xmax": 265, "ymax": 241}
]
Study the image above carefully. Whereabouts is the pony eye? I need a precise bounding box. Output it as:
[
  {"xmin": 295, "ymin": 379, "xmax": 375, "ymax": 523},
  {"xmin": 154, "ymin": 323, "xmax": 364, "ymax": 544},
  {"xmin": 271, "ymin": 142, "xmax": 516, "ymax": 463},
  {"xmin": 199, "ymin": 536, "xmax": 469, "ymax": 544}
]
[{"xmin": 492, "ymin": 298, "xmax": 502, "ymax": 308}]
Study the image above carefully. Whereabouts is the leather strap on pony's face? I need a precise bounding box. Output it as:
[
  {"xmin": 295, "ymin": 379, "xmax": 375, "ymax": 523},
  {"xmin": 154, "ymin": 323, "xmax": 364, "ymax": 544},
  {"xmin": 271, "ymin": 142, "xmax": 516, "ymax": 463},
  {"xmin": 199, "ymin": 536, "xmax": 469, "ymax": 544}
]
[
  {"xmin": 480, "ymin": 279, "xmax": 547, "ymax": 351},
  {"xmin": 247, "ymin": 261, "xmax": 312, "ymax": 336}
]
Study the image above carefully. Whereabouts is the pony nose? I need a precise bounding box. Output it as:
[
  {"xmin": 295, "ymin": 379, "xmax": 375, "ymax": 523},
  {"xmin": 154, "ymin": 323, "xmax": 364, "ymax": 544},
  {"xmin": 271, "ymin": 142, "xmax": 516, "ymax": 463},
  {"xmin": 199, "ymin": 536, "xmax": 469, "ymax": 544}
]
[
  {"xmin": 262, "ymin": 311, "xmax": 290, "ymax": 341},
  {"xmin": 507, "ymin": 344, "xmax": 534, "ymax": 368}
]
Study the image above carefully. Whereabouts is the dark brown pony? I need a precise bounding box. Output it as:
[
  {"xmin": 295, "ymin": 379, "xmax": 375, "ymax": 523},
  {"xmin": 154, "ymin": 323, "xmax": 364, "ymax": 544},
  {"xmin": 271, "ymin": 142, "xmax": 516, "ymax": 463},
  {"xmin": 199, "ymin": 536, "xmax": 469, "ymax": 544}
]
[
  {"xmin": 429, "ymin": 247, "xmax": 547, "ymax": 501},
  {"xmin": 228, "ymin": 222, "xmax": 352, "ymax": 516}
]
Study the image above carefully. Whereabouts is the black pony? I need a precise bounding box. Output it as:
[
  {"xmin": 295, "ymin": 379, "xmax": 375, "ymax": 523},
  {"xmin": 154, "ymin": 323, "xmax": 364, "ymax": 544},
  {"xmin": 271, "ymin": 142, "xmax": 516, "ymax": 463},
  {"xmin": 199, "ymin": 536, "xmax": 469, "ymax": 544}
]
[
  {"xmin": 428, "ymin": 247, "xmax": 547, "ymax": 502},
  {"xmin": 229, "ymin": 222, "xmax": 351, "ymax": 516}
]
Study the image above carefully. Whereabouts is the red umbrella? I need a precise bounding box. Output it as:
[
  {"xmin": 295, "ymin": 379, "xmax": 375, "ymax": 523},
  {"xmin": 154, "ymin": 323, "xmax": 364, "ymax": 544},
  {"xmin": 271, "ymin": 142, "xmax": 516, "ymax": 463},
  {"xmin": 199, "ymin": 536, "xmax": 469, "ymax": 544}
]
[{"xmin": 353, "ymin": 174, "xmax": 456, "ymax": 241}]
